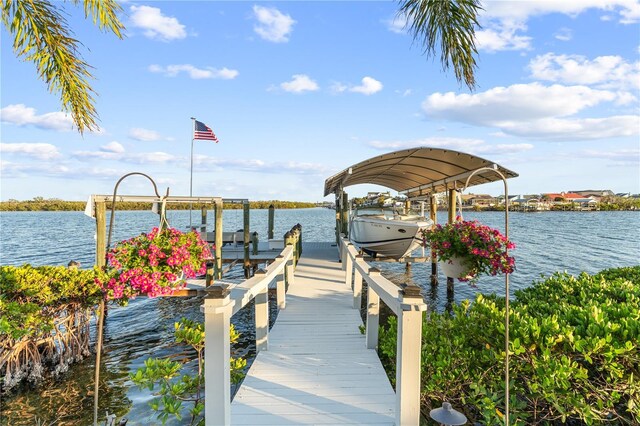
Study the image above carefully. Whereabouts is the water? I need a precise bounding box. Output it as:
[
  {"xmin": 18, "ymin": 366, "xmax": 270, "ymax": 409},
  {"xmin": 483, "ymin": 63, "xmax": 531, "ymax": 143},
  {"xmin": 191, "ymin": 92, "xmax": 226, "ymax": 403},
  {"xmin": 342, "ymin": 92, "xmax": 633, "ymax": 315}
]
[{"xmin": 1, "ymin": 208, "xmax": 639, "ymax": 424}]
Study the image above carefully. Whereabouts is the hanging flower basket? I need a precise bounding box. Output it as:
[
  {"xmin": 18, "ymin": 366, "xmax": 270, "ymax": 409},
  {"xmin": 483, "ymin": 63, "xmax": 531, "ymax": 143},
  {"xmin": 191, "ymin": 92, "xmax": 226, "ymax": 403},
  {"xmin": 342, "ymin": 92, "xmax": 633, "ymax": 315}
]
[
  {"xmin": 97, "ymin": 227, "xmax": 212, "ymax": 303},
  {"xmin": 422, "ymin": 219, "xmax": 515, "ymax": 283},
  {"xmin": 438, "ymin": 255, "xmax": 475, "ymax": 280}
]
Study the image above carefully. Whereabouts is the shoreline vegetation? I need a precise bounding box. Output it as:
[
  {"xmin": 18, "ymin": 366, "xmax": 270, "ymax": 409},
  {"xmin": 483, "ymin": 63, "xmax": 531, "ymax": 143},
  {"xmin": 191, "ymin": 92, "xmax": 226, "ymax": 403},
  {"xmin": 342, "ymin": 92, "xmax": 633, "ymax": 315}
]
[
  {"xmin": 0, "ymin": 197, "xmax": 318, "ymax": 212},
  {"xmin": 2, "ymin": 197, "xmax": 639, "ymax": 212}
]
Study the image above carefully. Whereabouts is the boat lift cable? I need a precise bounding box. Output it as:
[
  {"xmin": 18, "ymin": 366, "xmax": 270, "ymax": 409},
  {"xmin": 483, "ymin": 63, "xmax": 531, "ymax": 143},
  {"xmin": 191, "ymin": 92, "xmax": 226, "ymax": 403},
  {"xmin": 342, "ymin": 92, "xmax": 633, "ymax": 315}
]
[
  {"xmin": 106, "ymin": 172, "xmax": 167, "ymax": 250},
  {"xmin": 462, "ymin": 166, "xmax": 511, "ymax": 425},
  {"xmin": 96, "ymin": 172, "xmax": 167, "ymax": 426}
]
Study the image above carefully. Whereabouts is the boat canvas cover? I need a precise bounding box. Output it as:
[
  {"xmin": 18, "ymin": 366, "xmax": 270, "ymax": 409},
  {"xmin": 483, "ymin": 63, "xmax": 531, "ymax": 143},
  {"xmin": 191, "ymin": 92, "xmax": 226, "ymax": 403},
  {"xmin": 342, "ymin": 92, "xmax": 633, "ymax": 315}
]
[{"xmin": 324, "ymin": 147, "xmax": 518, "ymax": 198}]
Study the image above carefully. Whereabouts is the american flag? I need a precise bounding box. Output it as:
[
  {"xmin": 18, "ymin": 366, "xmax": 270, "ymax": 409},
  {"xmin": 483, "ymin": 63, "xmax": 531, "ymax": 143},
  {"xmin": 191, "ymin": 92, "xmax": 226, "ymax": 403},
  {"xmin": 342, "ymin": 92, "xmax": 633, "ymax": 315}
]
[{"xmin": 193, "ymin": 120, "xmax": 219, "ymax": 142}]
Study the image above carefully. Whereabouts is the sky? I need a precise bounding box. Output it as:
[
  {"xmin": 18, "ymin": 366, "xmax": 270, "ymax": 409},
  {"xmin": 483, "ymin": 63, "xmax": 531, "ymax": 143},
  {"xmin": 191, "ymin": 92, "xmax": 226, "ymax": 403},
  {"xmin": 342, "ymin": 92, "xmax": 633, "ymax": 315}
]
[{"xmin": 1, "ymin": 0, "xmax": 639, "ymax": 202}]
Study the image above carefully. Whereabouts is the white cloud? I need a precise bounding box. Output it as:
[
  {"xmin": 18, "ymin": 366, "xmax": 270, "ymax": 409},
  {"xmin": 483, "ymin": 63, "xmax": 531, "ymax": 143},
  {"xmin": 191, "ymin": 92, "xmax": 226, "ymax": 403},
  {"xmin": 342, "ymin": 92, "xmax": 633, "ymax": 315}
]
[
  {"xmin": 331, "ymin": 77, "xmax": 383, "ymax": 95},
  {"xmin": 385, "ymin": 13, "xmax": 408, "ymax": 34},
  {"xmin": 579, "ymin": 148, "xmax": 640, "ymax": 165},
  {"xmin": 149, "ymin": 64, "xmax": 239, "ymax": 80},
  {"xmin": 193, "ymin": 154, "xmax": 328, "ymax": 175},
  {"xmin": 529, "ymin": 53, "xmax": 640, "ymax": 90},
  {"xmin": 101, "ymin": 141, "xmax": 125, "ymax": 153},
  {"xmin": 280, "ymin": 74, "xmax": 319, "ymax": 93},
  {"xmin": 477, "ymin": 1, "xmax": 640, "ymax": 52},
  {"xmin": 0, "ymin": 104, "xmax": 74, "ymax": 132},
  {"xmin": 130, "ymin": 5, "xmax": 186, "ymax": 41},
  {"xmin": 481, "ymin": 1, "xmax": 640, "ymax": 24},
  {"xmin": 366, "ymin": 137, "xmax": 533, "ymax": 155},
  {"xmin": 554, "ymin": 27, "xmax": 573, "ymax": 41},
  {"xmin": 129, "ymin": 128, "xmax": 162, "ymax": 141},
  {"xmin": 0, "ymin": 142, "xmax": 61, "ymax": 160},
  {"xmin": 252, "ymin": 5, "xmax": 295, "ymax": 43},
  {"xmin": 423, "ymin": 83, "xmax": 639, "ymax": 140},
  {"xmin": 0, "ymin": 161, "xmax": 126, "ymax": 180},
  {"xmin": 499, "ymin": 116, "xmax": 639, "ymax": 141},
  {"xmin": 424, "ymin": 83, "xmax": 618, "ymax": 123},
  {"xmin": 476, "ymin": 21, "xmax": 532, "ymax": 52},
  {"xmin": 350, "ymin": 77, "xmax": 383, "ymax": 95},
  {"xmin": 72, "ymin": 150, "xmax": 176, "ymax": 164}
]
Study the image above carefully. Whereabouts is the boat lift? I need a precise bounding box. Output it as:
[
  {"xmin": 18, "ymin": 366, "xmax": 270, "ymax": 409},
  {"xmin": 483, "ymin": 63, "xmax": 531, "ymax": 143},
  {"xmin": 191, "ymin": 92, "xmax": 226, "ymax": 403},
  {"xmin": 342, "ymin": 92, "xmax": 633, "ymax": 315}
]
[{"xmin": 324, "ymin": 146, "xmax": 518, "ymax": 424}]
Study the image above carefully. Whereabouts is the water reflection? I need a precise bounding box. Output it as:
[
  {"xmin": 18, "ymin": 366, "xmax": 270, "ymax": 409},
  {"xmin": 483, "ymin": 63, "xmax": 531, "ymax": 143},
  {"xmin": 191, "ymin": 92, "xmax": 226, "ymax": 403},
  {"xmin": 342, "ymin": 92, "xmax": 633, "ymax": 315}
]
[
  {"xmin": 1, "ymin": 209, "xmax": 638, "ymax": 423},
  {"xmin": 1, "ymin": 356, "xmax": 131, "ymax": 426}
]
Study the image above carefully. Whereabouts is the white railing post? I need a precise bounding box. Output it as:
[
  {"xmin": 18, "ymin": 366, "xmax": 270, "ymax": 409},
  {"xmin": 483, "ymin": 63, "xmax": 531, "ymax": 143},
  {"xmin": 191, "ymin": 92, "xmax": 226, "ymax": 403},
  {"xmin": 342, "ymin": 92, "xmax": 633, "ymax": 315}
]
[
  {"xmin": 275, "ymin": 255, "xmax": 286, "ymax": 310},
  {"xmin": 254, "ymin": 269, "xmax": 269, "ymax": 352},
  {"xmin": 366, "ymin": 267, "xmax": 381, "ymax": 349},
  {"xmin": 395, "ymin": 285, "xmax": 424, "ymax": 426},
  {"xmin": 340, "ymin": 236, "xmax": 349, "ymax": 270},
  {"xmin": 353, "ymin": 255, "xmax": 363, "ymax": 309},
  {"xmin": 344, "ymin": 244, "xmax": 353, "ymax": 287},
  {"xmin": 202, "ymin": 285, "xmax": 233, "ymax": 426},
  {"xmin": 286, "ymin": 257, "xmax": 295, "ymax": 287}
]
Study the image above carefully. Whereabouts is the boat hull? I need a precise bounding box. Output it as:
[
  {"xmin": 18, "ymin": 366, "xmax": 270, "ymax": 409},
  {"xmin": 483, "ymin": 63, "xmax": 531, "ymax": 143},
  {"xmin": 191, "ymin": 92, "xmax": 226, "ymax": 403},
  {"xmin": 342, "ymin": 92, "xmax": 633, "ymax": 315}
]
[{"xmin": 349, "ymin": 216, "xmax": 431, "ymax": 259}]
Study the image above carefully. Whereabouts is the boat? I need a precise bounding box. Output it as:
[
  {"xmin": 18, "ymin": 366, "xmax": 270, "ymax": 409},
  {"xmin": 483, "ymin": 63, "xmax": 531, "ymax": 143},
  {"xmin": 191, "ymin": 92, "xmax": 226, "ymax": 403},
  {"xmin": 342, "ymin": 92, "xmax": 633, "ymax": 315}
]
[{"xmin": 348, "ymin": 206, "xmax": 433, "ymax": 259}]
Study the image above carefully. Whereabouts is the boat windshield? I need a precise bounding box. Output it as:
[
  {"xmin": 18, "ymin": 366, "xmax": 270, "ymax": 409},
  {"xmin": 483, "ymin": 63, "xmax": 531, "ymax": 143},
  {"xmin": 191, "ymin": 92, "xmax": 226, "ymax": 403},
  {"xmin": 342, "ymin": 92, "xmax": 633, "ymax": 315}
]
[{"xmin": 353, "ymin": 207, "xmax": 424, "ymax": 220}]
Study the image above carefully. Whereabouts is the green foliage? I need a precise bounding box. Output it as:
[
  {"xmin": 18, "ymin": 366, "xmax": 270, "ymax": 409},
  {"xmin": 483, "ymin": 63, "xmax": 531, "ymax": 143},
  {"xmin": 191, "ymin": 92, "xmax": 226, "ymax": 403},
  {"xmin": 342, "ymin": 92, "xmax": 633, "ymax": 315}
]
[
  {"xmin": 399, "ymin": 0, "xmax": 482, "ymax": 90},
  {"xmin": 0, "ymin": 265, "xmax": 103, "ymax": 340},
  {"xmin": 1, "ymin": 0, "xmax": 124, "ymax": 133},
  {"xmin": 378, "ymin": 266, "xmax": 640, "ymax": 424},
  {"xmin": 131, "ymin": 318, "xmax": 246, "ymax": 425},
  {"xmin": 0, "ymin": 198, "xmax": 318, "ymax": 211}
]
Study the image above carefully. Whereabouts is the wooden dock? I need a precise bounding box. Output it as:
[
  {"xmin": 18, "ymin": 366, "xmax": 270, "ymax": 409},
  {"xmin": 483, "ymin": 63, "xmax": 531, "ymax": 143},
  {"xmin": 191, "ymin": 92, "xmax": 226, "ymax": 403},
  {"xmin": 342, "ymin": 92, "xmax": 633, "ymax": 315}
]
[
  {"xmin": 230, "ymin": 243, "xmax": 395, "ymax": 425},
  {"xmin": 202, "ymin": 238, "xmax": 426, "ymax": 425}
]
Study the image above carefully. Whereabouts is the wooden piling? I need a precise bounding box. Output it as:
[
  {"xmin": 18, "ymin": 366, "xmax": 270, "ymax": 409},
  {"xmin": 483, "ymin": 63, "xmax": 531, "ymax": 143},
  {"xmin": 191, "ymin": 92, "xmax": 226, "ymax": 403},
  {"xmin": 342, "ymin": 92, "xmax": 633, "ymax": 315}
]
[
  {"xmin": 446, "ymin": 189, "xmax": 457, "ymax": 292},
  {"xmin": 201, "ymin": 206, "xmax": 207, "ymax": 235},
  {"xmin": 295, "ymin": 223, "xmax": 302, "ymax": 256},
  {"xmin": 243, "ymin": 202, "xmax": 250, "ymax": 278},
  {"xmin": 284, "ymin": 231, "xmax": 296, "ymax": 266},
  {"xmin": 251, "ymin": 232, "xmax": 259, "ymax": 255},
  {"xmin": 268, "ymin": 204, "xmax": 275, "ymax": 240},
  {"xmin": 95, "ymin": 201, "xmax": 106, "ymax": 267},
  {"xmin": 429, "ymin": 195, "xmax": 438, "ymax": 286},
  {"xmin": 336, "ymin": 192, "xmax": 342, "ymax": 247},
  {"xmin": 214, "ymin": 200, "xmax": 223, "ymax": 279},
  {"xmin": 341, "ymin": 192, "xmax": 349, "ymax": 236},
  {"xmin": 93, "ymin": 200, "xmax": 106, "ymax": 426}
]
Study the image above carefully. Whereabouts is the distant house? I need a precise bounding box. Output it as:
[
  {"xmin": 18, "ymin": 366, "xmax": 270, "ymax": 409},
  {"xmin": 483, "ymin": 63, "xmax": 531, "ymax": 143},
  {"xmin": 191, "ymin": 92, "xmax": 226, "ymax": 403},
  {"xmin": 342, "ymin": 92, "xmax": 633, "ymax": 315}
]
[
  {"xmin": 616, "ymin": 192, "xmax": 631, "ymax": 198},
  {"xmin": 464, "ymin": 194, "xmax": 496, "ymax": 207},
  {"xmin": 573, "ymin": 198, "xmax": 599, "ymax": 210},
  {"xmin": 570, "ymin": 189, "xmax": 615, "ymax": 199},
  {"xmin": 543, "ymin": 192, "xmax": 584, "ymax": 202}
]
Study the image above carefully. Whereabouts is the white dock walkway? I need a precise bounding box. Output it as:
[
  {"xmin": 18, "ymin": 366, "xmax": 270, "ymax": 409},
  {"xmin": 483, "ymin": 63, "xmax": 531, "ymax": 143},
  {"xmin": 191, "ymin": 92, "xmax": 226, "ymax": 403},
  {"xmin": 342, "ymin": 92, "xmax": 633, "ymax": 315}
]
[{"xmin": 230, "ymin": 243, "xmax": 396, "ymax": 425}]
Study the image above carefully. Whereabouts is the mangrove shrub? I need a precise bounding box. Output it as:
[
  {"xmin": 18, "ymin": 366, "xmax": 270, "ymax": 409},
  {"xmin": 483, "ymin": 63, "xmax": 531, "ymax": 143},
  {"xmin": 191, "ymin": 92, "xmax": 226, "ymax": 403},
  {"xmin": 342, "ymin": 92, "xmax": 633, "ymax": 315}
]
[
  {"xmin": 379, "ymin": 266, "xmax": 640, "ymax": 424},
  {"xmin": 0, "ymin": 265, "xmax": 103, "ymax": 389}
]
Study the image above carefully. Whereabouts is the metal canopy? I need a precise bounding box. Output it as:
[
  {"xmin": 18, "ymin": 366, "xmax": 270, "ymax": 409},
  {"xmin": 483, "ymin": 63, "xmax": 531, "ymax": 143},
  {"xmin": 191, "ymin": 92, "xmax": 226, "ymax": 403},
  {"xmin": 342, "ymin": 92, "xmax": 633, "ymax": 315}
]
[{"xmin": 323, "ymin": 147, "xmax": 518, "ymax": 199}]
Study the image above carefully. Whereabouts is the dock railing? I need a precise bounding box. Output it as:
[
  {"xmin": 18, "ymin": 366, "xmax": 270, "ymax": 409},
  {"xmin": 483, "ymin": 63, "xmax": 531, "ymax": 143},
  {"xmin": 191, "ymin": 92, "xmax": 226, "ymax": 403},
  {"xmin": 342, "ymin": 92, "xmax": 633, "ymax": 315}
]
[
  {"xmin": 201, "ymin": 241, "xmax": 296, "ymax": 426},
  {"xmin": 339, "ymin": 235, "xmax": 427, "ymax": 425}
]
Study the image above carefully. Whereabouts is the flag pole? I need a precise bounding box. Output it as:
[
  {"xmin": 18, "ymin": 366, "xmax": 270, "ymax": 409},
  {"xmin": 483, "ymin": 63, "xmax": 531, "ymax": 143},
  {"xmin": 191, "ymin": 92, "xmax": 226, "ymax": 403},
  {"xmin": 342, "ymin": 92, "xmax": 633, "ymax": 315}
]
[{"xmin": 189, "ymin": 117, "xmax": 196, "ymax": 228}]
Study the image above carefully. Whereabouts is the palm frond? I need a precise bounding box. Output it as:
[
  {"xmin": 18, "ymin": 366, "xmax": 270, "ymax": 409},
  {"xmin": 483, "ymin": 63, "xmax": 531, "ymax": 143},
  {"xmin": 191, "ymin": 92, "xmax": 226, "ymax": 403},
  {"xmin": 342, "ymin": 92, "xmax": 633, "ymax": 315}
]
[
  {"xmin": 2, "ymin": 0, "xmax": 124, "ymax": 134},
  {"xmin": 399, "ymin": 0, "xmax": 482, "ymax": 90}
]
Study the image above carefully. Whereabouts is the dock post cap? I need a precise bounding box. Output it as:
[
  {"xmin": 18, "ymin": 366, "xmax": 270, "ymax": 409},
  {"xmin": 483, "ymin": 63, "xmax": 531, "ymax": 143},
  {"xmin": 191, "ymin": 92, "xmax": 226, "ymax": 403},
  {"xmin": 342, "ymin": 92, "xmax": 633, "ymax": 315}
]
[
  {"xmin": 400, "ymin": 283, "xmax": 422, "ymax": 298},
  {"xmin": 205, "ymin": 284, "xmax": 230, "ymax": 299},
  {"xmin": 368, "ymin": 267, "xmax": 381, "ymax": 276},
  {"xmin": 255, "ymin": 268, "xmax": 267, "ymax": 275},
  {"xmin": 429, "ymin": 401, "xmax": 467, "ymax": 425}
]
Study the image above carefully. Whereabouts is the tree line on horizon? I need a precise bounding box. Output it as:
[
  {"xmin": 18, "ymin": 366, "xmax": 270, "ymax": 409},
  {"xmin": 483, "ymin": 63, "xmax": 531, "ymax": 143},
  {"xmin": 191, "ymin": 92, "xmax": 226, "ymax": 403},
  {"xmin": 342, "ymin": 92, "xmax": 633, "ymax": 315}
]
[{"xmin": 0, "ymin": 197, "xmax": 318, "ymax": 212}]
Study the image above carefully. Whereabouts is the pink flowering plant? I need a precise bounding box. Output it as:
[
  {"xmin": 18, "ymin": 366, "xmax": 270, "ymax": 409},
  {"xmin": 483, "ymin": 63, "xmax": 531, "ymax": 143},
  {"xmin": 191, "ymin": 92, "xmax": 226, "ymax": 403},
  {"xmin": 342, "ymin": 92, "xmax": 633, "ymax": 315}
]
[
  {"xmin": 97, "ymin": 227, "xmax": 212, "ymax": 303},
  {"xmin": 421, "ymin": 219, "xmax": 515, "ymax": 283}
]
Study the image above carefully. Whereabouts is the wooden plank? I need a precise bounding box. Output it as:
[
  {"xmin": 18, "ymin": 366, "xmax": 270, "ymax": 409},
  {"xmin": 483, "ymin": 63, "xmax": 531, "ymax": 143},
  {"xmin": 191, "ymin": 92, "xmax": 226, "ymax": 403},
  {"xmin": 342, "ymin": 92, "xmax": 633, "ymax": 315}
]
[{"xmin": 230, "ymin": 245, "xmax": 395, "ymax": 425}]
